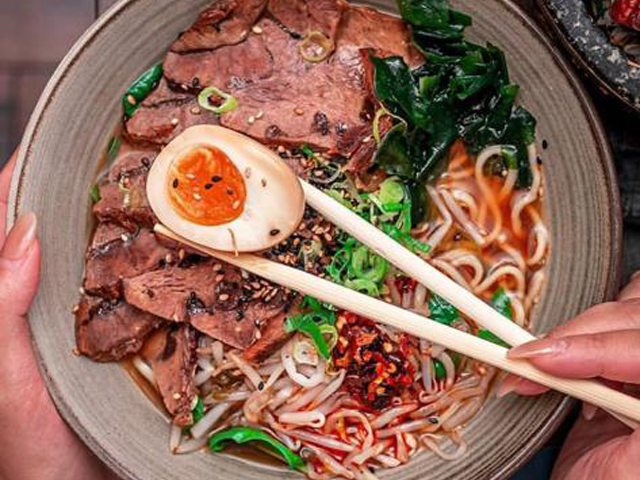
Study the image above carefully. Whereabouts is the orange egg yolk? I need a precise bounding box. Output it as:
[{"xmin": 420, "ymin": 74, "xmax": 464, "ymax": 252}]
[{"xmin": 167, "ymin": 145, "xmax": 247, "ymax": 226}]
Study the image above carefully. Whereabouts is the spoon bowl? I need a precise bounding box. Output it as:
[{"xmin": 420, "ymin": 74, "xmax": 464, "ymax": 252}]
[{"xmin": 146, "ymin": 125, "xmax": 305, "ymax": 253}]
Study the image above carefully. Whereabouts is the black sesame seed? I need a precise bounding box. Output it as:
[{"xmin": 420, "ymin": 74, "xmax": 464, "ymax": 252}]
[
  {"xmin": 542, "ymin": 139, "xmax": 549, "ymax": 150},
  {"xmin": 211, "ymin": 175, "xmax": 222, "ymax": 183},
  {"xmin": 172, "ymin": 179, "xmax": 179, "ymax": 188},
  {"xmin": 428, "ymin": 417, "xmax": 439, "ymax": 424},
  {"xmin": 192, "ymin": 77, "xmax": 200, "ymax": 88},
  {"xmin": 258, "ymin": 382, "xmax": 265, "ymax": 391},
  {"xmin": 270, "ymin": 229, "xmax": 281, "ymax": 236},
  {"xmin": 204, "ymin": 183, "xmax": 213, "ymax": 190},
  {"xmin": 141, "ymin": 157, "xmax": 150, "ymax": 167},
  {"xmin": 537, "ymin": 156, "xmax": 543, "ymax": 165},
  {"xmin": 227, "ymin": 189, "xmax": 234, "ymax": 195}
]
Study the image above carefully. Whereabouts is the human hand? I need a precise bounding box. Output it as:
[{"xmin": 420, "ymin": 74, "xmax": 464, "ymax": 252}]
[
  {"xmin": 498, "ymin": 276, "xmax": 640, "ymax": 480},
  {"xmin": 0, "ymin": 153, "xmax": 117, "ymax": 480}
]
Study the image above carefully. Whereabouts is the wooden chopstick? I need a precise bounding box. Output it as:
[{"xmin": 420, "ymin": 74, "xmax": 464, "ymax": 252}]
[
  {"xmin": 156, "ymin": 224, "xmax": 640, "ymax": 425},
  {"xmin": 301, "ymin": 181, "xmax": 537, "ymax": 346},
  {"xmin": 302, "ymin": 182, "xmax": 639, "ymax": 428}
]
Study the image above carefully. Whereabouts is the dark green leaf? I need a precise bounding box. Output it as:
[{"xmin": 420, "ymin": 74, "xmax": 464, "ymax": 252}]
[
  {"xmin": 107, "ymin": 137, "xmax": 122, "ymax": 164},
  {"xmin": 492, "ymin": 287, "xmax": 513, "ymax": 321},
  {"xmin": 477, "ymin": 329, "xmax": 510, "ymax": 348},
  {"xmin": 301, "ymin": 144, "xmax": 315, "ymax": 159},
  {"xmin": 374, "ymin": 123, "xmax": 413, "ymax": 178},
  {"xmin": 90, "ymin": 184, "xmax": 101, "ymax": 204},
  {"xmin": 285, "ymin": 314, "xmax": 332, "ymax": 359},
  {"xmin": 407, "ymin": 180, "xmax": 428, "ymax": 226},
  {"xmin": 372, "ymin": 56, "xmax": 428, "ymax": 129},
  {"xmin": 192, "ymin": 396, "xmax": 205, "ymax": 423},
  {"xmin": 428, "ymin": 294, "xmax": 458, "ymax": 325}
]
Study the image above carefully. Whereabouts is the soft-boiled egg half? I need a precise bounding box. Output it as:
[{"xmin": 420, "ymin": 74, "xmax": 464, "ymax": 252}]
[{"xmin": 147, "ymin": 125, "xmax": 305, "ymax": 252}]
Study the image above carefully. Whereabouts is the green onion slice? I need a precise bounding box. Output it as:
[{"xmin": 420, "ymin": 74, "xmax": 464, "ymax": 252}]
[
  {"xmin": 299, "ymin": 31, "xmax": 334, "ymax": 63},
  {"xmin": 198, "ymin": 87, "xmax": 239, "ymax": 114}
]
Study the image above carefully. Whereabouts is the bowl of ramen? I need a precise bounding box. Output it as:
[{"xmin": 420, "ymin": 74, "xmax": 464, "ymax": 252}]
[{"xmin": 8, "ymin": 0, "xmax": 622, "ymax": 479}]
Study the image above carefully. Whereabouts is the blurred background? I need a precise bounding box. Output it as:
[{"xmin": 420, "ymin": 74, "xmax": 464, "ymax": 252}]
[{"xmin": 0, "ymin": 0, "xmax": 117, "ymax": 161}]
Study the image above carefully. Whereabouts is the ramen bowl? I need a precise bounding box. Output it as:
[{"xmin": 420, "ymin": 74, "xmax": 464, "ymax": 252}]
[{"xmin": 8, "ymin": 0, "xmax": 622, "ymax": 479}]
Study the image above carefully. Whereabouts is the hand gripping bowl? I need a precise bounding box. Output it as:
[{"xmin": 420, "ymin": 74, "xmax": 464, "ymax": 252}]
[{"xmin": 7, "ymin": 0, "xmax": 622, "ymax": 479}]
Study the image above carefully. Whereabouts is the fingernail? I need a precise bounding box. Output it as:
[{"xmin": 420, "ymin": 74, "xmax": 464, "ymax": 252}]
[
  {"xmin": 508, "ymin": 338, "xmax": 568, "ymax": 359},
  {"xmin": 582, "ymin": 403, "xmax": 598, "ymax": 421},
  {"xmin": 497, "ymin": 376, "xmax": 521, "ymax": 398},
  {"xmin": 3, "ymin": 212, "xmax": 37, "ymax": 260}
]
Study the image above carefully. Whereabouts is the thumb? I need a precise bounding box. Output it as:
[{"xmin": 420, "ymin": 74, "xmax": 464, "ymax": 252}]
[{"xmin": 0, "ymin": 212, "xmax": 40, "ymax": 318}]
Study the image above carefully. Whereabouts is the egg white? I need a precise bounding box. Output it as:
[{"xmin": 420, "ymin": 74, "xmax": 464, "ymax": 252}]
[{"xmin": 147, "ymin": 125, "xmax": 305, "ymax": 253}]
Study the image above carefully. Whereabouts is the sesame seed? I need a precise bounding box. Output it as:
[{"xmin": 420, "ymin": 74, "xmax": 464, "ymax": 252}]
[
  {"xmin": 215, "ymin": 274, "xmax": 224, "ymax": 282},
  {"xmin": 186, "ymin": 173, "xmax": 196, "ymax": 180},
  {"xmin": 211, "ymin": 175, "xmax": 222, "ymax": 183},
  {"xmin": 213, "ymin": 263, "xmax": 223, "ymax": 272},
  {"xmin": 173, "ymin": 313, "xmax": 180, "ymax": 321},
  {"xmin": 244, "ymin": 167, "xmax": 252, "ymax": 178},
  {"xmin": 252, "ymin": 25, "xmax": 263, "ymax": 34},
  {"xmin": 256, "ymin": 111, "xmax": 264, "ymax": 119},
  {"xmin": 255, "ymin": 330, "xmax": 262, "ymax": 340},
  {"xmin": 294, "ymin": 108, "xmax": 304, "ymax": 116},
  {"xmin": 324, "ymin": 233, "xmax": 333, "ymax": 242},
  {"xmin": 165, "ymin": 253, "xmax": 173, "ymax": 264},
  {"xmin": 127, "ymin": 95, "xmax": 136, "ymax": 106},
  {"xmin": 178, "ymin": 249, "xmax": 186, "ymax": 260},
  {"xmin": 261, "ymin": 178, "xmax": 267, "ymax": 187},
  {"xmin": 204, "ymin": 183, "xmax": 213, "ymax": 190},
  {"xmin": 232, "ymin": 200, "xmax": 240, "ymax": 209},
  {"xmin": 173, "ymin": 179, "xmax": 179, "ymax": 188},
  {"xmin": 227, "ymin": 189, "xmax": 234, "ymax": 196},
  {"xmin": 248, "ymin": 116, "xmax": 256, "ymax": 124},
  {"xmin": 219, "ymin": 293, "xmax": 230, "ymax": 301},
  {"xmin": 171, "ymin": 118, "xmax": 179, "ymax": 126},
  {"xmin": 72, "ymin": 347, "xmax": 80, "ymax": 356},
  {"xmin": 190, "ymin": 106, "xmax": 201, "ymax": 115},
  {"xmin": 241, "ymin": 270, "xmax": 249, "ymax": 279},
  {"xmin": 173, "ymin": 393, "xmax": 182, "ymax": 400},
  {"xmin": 277, "ymin": 146, "xmax": 286, "ymax": 153},
  {"xmin": 72, "ymin": 305, "xmax": 79, "ymax": 314},
  {"xmin": 120, "ymin": 234, "xmax": 129, "ymax": 242},
  {"xmin": 258, "ymin": 381, "xmax": 265, "ymax": 390},
  {"xmin": 194, "ymin": 193, "xmax": 202, "ymax": 200},
  {"xmin": 270, "ymin": 229, "xmax": 281, "ymax": 236}
]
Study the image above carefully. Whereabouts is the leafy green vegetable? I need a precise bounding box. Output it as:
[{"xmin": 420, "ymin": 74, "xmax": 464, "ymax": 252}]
[
  {"xmin": 301, "ymin": 144, "xmax": 316, "ymax": 159},
  {"xmin": 370, "ymin": 0, "xmax": 538, "ymax": 222},
  {"xmin": 492, "ymin": 287, "xmax": 513, "ymax": 321},
  {"xmin": 433, "ymin": 358, "xmax": 446, "ymax": 380},
  {"xmin": 90, "ymin": 184, "xmax": 101, "ymax": 204},
  {"xmin": 285, "ymin": 299, "xmax": 338, "ymax": 359},
  {"xmin": 122, "ymin": 64, "xmax": 163, "ymax": 117},
  {"xmin": 209, "ymin": 427, "xmax": 305, "ymax": 472},
  {"xmin": 107, "ymin": 137, "xmax": 121, "ymax": 164},
  {"xmin": 477, "ymin": 329, "xmax": 510, "ymax": 348},
  {"xmin": 379, "ymin": 178, "xmax": 406, "ymax": 205},
  {"xmin": 428, "ymin": 294, "xmax": 458, "ymax": 325},
  {"xmin": 192, "ymin": 396, "xmax": 205, "ymax": 423}
]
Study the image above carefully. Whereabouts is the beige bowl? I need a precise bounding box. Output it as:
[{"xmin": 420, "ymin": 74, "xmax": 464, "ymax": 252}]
[{"xmin": 8, "ymin": 0, "xmax": 622, "ymax": 479}]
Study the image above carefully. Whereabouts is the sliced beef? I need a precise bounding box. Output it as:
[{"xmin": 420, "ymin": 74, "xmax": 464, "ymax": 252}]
[
  {"xmin": 90, "ymin": 223, "xmax": 129, "ymax": 251},
  {"xmin": 85, "ymin": 228, "xmax": 174, "ymax": 298},
  {"xmin": 124, "ymin": 261, "xmax": 286, "ymax": 349},
  {"xmin": 93, "ymin": 171, "xmax": 156, "ymax": 230},
  {"xmin": 163, "ymin": 5, "xmax": 422, "ymax": 155},
  {"xmin": 243, "ymin": 304, "xmax": 299, "ymax": 364},
  {"xmin": 164, "ymin": 32, "xmax": 274, "ymax": 90},
  {"xmin": 336, "ymin": 5, "xmax": 423, "ymax": 67},
  {"xmin": 108, "ymin": 142, "xmax": 158, "ymax": 183},
  {"xmin": 75, "ymin": 295, "xmax": 161, "ymax": 362},
  {"xmin": 268, "ymin": 0, "xmax": 347, "ymax": 42},
  {"xmin": 171, "ymin": 0, "xmax": 267, "ymax": 53},
  {"xmin": 124, "ymin": 261, "xmax": 218, "ymax": 322},
  {"xmin": 142, "ymin": 325, "xmax": 197, "ymax": 426},
  {"xmin": 124, "ymin": 85, "xmax": 219, "ymax": 146}
]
